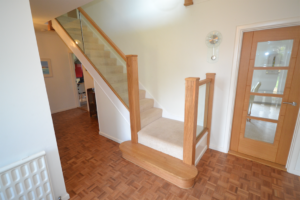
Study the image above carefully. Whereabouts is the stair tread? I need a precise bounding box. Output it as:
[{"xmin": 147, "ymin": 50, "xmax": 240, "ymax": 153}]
[
  {"xmin": 139, "ymin": 118, "xmax": 184, "ymax": 146},
  {"xmin": 138, "ymin": 118, "xmax": 184, "ymax": 159},
  {"xmin": 119, "ymin": 141, "xmax": 198, "ymax": 181},
  {"xmin": 138, "ymin": 118, "xmax": 204, "ymax": 160}
]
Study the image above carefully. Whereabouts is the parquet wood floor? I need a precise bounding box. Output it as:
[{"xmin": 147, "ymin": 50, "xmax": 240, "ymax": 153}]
[{"xmin": 53, "ymin": 108, "xmax": 300, "ymax": 200}]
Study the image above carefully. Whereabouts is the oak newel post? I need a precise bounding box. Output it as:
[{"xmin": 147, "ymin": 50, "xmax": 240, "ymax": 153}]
[
  {"xmin": 183, "ymin": 77, "xmax": 200, "ymax": 165},
  {"xmin": 126, "ymin": 55, "xmax": 141, "ymax": 143}
]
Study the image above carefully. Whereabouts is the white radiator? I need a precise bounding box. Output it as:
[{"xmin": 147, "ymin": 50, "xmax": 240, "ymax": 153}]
[{"xmin": 0, "ymin": 151, "xmax": 55, "ymax": 200}]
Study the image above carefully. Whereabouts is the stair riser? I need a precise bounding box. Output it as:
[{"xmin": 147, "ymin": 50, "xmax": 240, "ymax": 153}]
[
  {"xmin": 67, "ymin": 32, "xmax": 97, "ymax": 41},
  {"xmin": 66, "ymin": 30, "xmax": 91, "ymax": 36},
  {"xmin": 141, "ymin": 109, "xmax": 162, "ymax": 128},
  {"xmin": 106, "ymin": 76, "xmax": 127, "ymax": 84},
  {"xmin": 91, "ymin": 58, "xmax": 117, "ymax": 66},
  {"xmin": 64, "ymin": 26, "xmax": 89, "ymax": 32},
  {"xmin": 140, "ymin": 99, "xmax": 154, "ymax": 112},
  {"xmin": 79, "ymin": 37, "xmax": 99, "ymax": 43},
  {"xmin": 85, "ymin": 45, "xmax": 104, "ymax": 51},
  {"xmin": 59, "ymin": 21, "xmax": 80, "ymax": 27},
  {"xmin": 99, "ymin": 70, "xmax": 127, "ymax": 79},
  {"xmin": 86, "ymin": 51, "xmax": 110, "ymax": 58},
  {"xmin": 139, "ymin": 90, "xmax": 146, "ymax": 99},
  {"xmin": 57, "ymin": 17, "xmax": 79, "ymax": 23},
  {"xmin": 69, "ymin": 33, "xmax": 94, "ymax": 39},
  {"xmin": 97, "ymin": 67, "xmax": 123, "ymax": 74},
  {"xmin": 112, "ymin": 85, "xmax": 128, "ymax": 94},
  {"xmin": 113, "ymin": 89, "xmax": 145, "ymax": 99}
]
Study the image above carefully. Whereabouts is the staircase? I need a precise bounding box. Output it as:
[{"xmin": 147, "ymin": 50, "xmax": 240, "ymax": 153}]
[
  {"xmin": 53, "ymin": 9, "xmax": 215, "ymax": 189},
  {"xmin": 57, "ymin": 15, "xmax": 130, "ymax": 107}
]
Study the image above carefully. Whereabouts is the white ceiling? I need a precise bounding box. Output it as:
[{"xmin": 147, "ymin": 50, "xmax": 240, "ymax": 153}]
[{"xmin": 30, "ymin": 0, "xmax": 93, "ymax": 25}]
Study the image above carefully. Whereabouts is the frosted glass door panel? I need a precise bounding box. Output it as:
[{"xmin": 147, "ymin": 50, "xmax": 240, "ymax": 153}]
[
  {"xmin": 245, "ymin": 119, "xmax": 277, "ymax": 144},
  {"xmin": 254, "ymin": 40, "xmax": 293, "ymax": 67},
  {"xmin": 251, "ymin": 70, "xmax": 288, "ymax": 94},
  {"xmin": 248, "ymin": 95, "xmax": 282, "ymax": 120}
]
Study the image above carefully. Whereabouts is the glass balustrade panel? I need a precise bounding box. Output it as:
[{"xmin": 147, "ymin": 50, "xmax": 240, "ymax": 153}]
[
  {"xmin": 196, "ymin": 83, "xmax": 209, "ymax": 137},
  {"xmin": 56, "ymin": 11, "xmax": 84, "ymax": 51},
  {"xmin": 79, "ymin": 12, "xmax": 129, "ymax": 107},
  {"xmin": 56, "ymin": 10, "xmax": 129, "ymax": 107}
]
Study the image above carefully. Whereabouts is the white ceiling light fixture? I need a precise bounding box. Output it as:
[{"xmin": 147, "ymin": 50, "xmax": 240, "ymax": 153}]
[{"xmin": 205, "ymin": 30, "xmax": 222, "ymax": 63}]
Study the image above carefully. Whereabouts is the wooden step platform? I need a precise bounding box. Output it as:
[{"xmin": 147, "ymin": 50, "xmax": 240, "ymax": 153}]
[{"xmin": 119, "ymin": 141, "xmax": 198, "ymax": 189}]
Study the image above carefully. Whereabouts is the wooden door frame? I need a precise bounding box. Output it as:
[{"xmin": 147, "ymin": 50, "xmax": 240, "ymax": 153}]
[{"xmin": 224, "ymin": 17, "xmax": 300, "ymax": 173}]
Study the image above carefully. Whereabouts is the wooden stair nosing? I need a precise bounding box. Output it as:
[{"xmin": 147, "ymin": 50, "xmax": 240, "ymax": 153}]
[{"xmin": 120, "ymin": 141, "xmax": 198, "ymax": 189}]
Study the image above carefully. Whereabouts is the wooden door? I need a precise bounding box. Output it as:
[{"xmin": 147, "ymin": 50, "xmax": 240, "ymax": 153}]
[{"xmin": 230, "ymin": 26, "xmax": 300, "ymax": 165}]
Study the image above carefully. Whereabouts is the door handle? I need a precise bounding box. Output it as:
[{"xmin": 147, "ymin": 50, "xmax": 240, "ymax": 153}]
[{"xmin": 283, "ymin": 102, "xmax": 297, "ymax": 106}]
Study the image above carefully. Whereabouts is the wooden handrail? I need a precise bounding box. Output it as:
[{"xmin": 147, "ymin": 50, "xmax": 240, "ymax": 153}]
[
  {"xmin": 183, "ymin": 77, "xmax": 199, "ymax": 165},
  {"xmin": 126, "ymin": 55, "xmax": 141, "ymax": 143},
  {"xmin": 77, "ymin": 7, "xmax": 126, "ymax": 61},
  {"xmin": 198, "ymin": 78, "xmax": 211, "ymax": 86},
  {"xmin": 53, "ymin": 19, "xmax": 129, "ymax": 111}
]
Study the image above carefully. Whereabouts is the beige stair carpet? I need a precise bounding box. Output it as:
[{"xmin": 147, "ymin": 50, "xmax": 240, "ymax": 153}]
[{"xmin": 138, "ymin": 118, "xmax": 203, "ymax": 160}]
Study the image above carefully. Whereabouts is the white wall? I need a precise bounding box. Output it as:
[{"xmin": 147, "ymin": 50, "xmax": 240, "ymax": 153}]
[
  {"xmin": 36, "ymin": 31, "xmax": 79, "ymax": 113},
  {"xmin": 95, "ymin": 82, "xmax": 131, "ymax": 143},
  {"xmin": 82, "ymin": 0, "xmax": 300, "ymax": 152},
  {"xmin": 0, "ymin": 1, "xmax": 68, "ymax": 199}
]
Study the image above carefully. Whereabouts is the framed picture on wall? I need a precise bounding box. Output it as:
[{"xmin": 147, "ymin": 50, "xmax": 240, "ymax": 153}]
[{"xmin": 41, "ymin": 58, "xmax": 53, "ymax": 77}]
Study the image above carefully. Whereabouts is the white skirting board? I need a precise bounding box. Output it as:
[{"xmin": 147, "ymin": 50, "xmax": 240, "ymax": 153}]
[
  {"xmin": 61, "ymin": 193, "xmax": 70, "ymax": 200},
  {"xmin": 0, "ymin": 151, "xmax": 57, "ymax": 200},
  {"xmin": 99, "ymin": 131, "xmax": 123, "ymax": 144}
]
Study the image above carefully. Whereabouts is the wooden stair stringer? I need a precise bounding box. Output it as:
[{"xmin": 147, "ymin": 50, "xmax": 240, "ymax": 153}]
[{"xmin": 120, "ymin": 141, "xmax": 198, "ymax": 189}]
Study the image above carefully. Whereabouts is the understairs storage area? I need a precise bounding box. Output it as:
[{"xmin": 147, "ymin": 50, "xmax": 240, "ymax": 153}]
[{"xmin": 53, "ymin": 8, "xmax": 215, "ymax": 189}]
